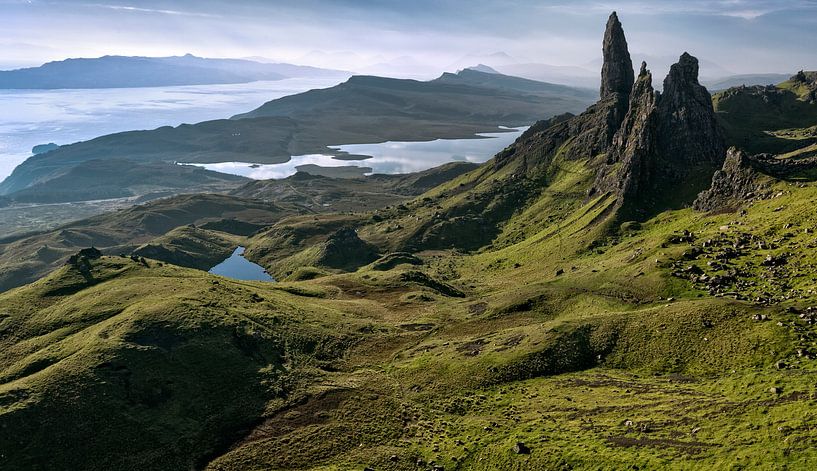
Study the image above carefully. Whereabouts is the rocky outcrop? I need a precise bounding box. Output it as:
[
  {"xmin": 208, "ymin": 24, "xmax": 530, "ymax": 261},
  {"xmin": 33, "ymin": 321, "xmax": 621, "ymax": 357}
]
[
  {"xmin": 594, "ymin": 62, "xmax": 659, "ymax": 217},
  {"xmin": 792, "ymin": 70, "xmax": 817, "ymax": 103},
  {"xmin": 693, "ymin": 147, "xmax": 766, "ymax": 212},
  {"xmin": 656, "ymin": 53, "xmax": 726, "ymax": 167},
  {"xmin": 592, "ymin": 52, "xmax": 727, "ymax": 220},
  {"xmin": 494, "ymin": 11, "xmax": 635, "ymax": 169},
  {"xmin": 598, "ymin": 11, "xmax": 635, "ymax": 154},
  {"xmin": 600, "ymin": 12, "xmax": 635, "ymax": 100}
]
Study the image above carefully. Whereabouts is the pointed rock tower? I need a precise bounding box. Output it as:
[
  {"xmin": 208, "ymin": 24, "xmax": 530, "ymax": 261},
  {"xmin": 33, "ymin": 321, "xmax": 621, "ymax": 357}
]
[
  {"xmin": 593, "ymin": 49, "xmax": 727, "ymax": 220},
  {"xmin": 598, "ymin": 11, "xmax": 636, "ymax": 151},
  {"xmin": 600, "ymin": 12, "xmax": 635, "ymax": 102},
  {"xmin": 594, "ymin": 62, "xmax": 659, "ymax": 216},
  {"xmin": 657, "ymin": 52, "xmax": 726, "ymax": 167},
  {"xmin": 523, "ymin": 11, "xmax": 635, "ymax": 163}
]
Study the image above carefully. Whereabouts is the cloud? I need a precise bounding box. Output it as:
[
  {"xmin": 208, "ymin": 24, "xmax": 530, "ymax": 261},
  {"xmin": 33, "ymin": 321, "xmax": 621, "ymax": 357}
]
[
  {"xmin": 0, "ymin": 0, "xmax": 814, "ymax": 76},
  {"xmin": 82, "ymin": 3, "xmax": 221, "ymax": 18}
]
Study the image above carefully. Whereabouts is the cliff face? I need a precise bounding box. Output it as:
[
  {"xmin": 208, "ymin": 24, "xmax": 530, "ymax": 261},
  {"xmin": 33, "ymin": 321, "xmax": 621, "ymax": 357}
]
[
  {"xmin": 693, "ymin": 147, "xmax": 766, "ymax": 212},
  {"xmin": 599, "ymin": 11, "xmax": 636, "ymax": 150},
  {"xmin": 594, "ymin": 62, "xmax": 659, "ymax": 217},
  {"xmin": 592, "ymin": 52, "xmax": 727, "ymax": 220},
  {"xmin": 600, "ymin": 12, "xmax": 635, "ymax": 99},
  {"xmin": 657, "ymin": 53, "xmax": 726, "ymax": 167},
  {"xmin": 499, "ymin": 11, "xmax": 635, "ymax": 168}
]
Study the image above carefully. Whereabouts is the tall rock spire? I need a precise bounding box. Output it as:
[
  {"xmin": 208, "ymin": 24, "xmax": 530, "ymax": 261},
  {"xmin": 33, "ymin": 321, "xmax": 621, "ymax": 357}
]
[
  {"xmin": 593, "ymin": 61, "xmax": 659, "ymax": 219},
  {"xmin": 656, "ymin": 52, "xmax": 726, "ymax": 166},
  {"xmin": 600, "ymin": 12, "xmax": 635, "ymax": 99},
  {"xmin": 592, "ymin": 52, "xmax": 728, "ymax": 221}
]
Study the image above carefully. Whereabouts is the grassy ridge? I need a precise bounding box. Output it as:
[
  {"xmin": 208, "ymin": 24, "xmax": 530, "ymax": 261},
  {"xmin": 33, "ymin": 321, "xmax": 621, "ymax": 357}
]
[{"xmin": 4, "ymin": 140, "xmax": 817, "ymax": 469}]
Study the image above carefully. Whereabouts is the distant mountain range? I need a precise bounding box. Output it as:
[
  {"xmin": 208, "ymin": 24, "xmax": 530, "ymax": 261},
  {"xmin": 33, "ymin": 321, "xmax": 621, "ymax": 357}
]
[
  {"xmin": 446, "ymin": 51, "xmax": 800, "ymax": 91},
  {"xmin": 0, "ymin": 69, "xmax": 596, "ymax": 203},
  {"xmin": 0, "ymin": 54, "xmax": 349, "ymax": 89},
  {"xmin": 234, "ymin": 68, "xmax": 596, "ymax": 120}
]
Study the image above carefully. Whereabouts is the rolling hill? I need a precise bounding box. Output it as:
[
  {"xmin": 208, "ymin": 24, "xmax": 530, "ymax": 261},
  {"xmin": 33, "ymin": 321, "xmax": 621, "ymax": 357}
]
[
  {"xmin": 0, "ymin": 69, "xmax": 596, "ymax": 204},
  {"xmin": 4, "ymin": 12, "xmax": 817, "ymax": 471}
]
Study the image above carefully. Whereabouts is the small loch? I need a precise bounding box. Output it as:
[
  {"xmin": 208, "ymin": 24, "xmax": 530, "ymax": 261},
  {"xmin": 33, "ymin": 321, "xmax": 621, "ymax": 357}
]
[{"xmin": 208, "ymin": 247, "xmax": 274, "ymax": 282}]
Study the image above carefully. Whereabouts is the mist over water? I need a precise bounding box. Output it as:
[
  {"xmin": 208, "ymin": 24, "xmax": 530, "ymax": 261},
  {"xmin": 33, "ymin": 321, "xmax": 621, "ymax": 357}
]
[{"xmin": 0, "ymin": 77, "xmax": 348, "ymax": 181}]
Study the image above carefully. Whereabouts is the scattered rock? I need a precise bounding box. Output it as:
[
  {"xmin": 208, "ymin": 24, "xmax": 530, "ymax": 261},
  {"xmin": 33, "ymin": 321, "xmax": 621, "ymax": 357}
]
[{"xmin": 512, "ymin": 442, "xmax": 531, "ymax": 454}]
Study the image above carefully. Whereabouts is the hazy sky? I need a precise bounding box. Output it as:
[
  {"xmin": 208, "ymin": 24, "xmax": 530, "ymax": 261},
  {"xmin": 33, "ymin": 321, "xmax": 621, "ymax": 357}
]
[{"xmin": 2, "ymin": 0, "xmax": 816, "ymax": 76}]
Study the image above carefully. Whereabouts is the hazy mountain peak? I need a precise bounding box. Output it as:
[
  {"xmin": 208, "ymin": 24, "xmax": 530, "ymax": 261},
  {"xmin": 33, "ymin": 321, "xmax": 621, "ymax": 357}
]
[{"xmin": 465, "ymin": 64, "xmax": 500, "ymax": 74}]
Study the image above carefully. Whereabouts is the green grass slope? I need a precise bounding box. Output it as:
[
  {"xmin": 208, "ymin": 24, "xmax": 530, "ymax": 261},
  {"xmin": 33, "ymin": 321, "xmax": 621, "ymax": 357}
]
[
  {"xmin": 0, "ymin": 194, "xmax": 297, "ymax": 293},
  {"xmin": 4, "ymin": 140, "xmax": 817, "ymax": 469},
  {"xmin": 713, "ymin": 78, "xmax": 817, "ymax": 155}
]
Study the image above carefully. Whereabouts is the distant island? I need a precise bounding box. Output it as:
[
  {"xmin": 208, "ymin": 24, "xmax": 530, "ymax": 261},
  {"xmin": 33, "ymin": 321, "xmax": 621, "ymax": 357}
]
[{"xmin": 0, "ymin": 54, "xmax": 349, "ymax": 90}]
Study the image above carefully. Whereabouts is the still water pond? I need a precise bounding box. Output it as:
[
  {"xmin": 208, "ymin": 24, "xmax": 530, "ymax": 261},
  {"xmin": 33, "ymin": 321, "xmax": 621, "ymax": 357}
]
[{"xmin": 208, "ymin": 247, "xmax": 274, "ymax": 282}]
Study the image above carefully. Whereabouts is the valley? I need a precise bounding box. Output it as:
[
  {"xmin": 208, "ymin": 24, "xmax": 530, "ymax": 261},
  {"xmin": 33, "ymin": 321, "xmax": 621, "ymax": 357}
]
[{"xmin": 2, "ymin": 8, "xmax": 817, "ymax": 471}]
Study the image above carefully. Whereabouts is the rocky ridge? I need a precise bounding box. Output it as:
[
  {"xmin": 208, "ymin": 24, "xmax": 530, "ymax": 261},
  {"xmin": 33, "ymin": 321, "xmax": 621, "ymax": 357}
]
[
  {"xmin": 693, "ymin": 147, "xmax": 768, "ymax": 212},
  {"xmin": 592, "ymin": 51, "xmax": 726, "ymax": 219}
]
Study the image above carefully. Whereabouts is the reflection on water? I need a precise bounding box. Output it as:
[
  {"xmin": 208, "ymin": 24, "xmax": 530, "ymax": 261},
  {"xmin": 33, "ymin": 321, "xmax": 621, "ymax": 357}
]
[
  {"xmin": 182, "ymin": 127, "xmax": 527, "ymax": 179},
  {"xmin": 208, "ymin": 247, "xmax": 274, "ymax": 282},
  {"xmin": 0, "ymin": 77, "xmax": 348, "ymax": 180}
]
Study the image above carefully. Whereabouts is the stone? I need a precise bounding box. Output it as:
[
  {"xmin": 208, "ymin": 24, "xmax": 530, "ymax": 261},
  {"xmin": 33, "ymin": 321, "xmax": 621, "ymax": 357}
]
[
  {"xmin": 761, "ymin": 254, "xmax": 788, "ymax": 267},
  {"xmin": 600, "ymin": 12, "xmax": 634, "ymax": 99},
  {"xmin": 594, "ymin": 51, "xmax": 727, "ymax": 220},
  {"xmin": 657, "ymin": 53, "xmax": 726, "ymax": 168},
  {"xmin": 512, "ymin": 442, "xmax": 531, "ymax": 454},
  {"xmin": 694, "ymin": 148, "xmax": 765, "ymax": 212}
]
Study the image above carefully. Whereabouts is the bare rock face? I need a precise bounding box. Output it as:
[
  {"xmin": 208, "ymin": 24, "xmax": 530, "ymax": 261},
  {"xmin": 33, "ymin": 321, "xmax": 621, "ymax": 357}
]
[
  {"xmin": 506, "ymin": 12, "xmax": 635, "ymax": 166},
  {"xmin": 600, "ymin": 12, "xmax": 635, "ymax": 99},
  {"xmin": 598, "ymin": 11, "xmax": 636, "ymax": 153},
  {"xmin": 693, "ymin": 147, "xmax": 765, "ymax": 212},
  {"xmin": 592, "ymin": 52, "xmax": 728, "ymax": 220},
  {"xmin": 594, "ymin": 62, "xmax": 659, "ymax": 217},
  {"xmin": 656, "ymin": 53, "xmax": 726, "ymax": 167}
]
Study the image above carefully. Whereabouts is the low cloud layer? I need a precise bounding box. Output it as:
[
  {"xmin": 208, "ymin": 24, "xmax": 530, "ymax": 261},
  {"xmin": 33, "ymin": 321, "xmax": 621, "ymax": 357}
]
[{"xmin": 2, "ymin": 0, "xmax": 815, "ymax": 77}]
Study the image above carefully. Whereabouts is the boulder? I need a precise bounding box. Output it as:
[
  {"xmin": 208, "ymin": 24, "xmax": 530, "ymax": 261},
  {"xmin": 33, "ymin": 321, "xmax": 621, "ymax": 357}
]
[{"xmin": 693, "ymin": 147, "xmax": 765, "ymax": 212}]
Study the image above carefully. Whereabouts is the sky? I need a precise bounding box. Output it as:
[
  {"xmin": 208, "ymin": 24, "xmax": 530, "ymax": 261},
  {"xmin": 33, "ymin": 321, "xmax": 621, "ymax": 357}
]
[{"xmin": 1, "ymin": 0, "xmax": 816, "ymax": 78}]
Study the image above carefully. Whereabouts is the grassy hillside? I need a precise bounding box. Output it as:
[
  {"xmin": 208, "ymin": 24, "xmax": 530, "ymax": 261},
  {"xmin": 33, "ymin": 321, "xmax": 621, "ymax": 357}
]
[
  {"xmin": 3, "ymin": 156, "xmax": 817, "ymax": 469},
  {"xmin": 7, "ymin": 159, "xmax": 247, "ymax": 204},
  {"xmin": 0, "ymin": 194, "xmax": 298, "ymax": 293},
  {"xmin": 231, "ymin": 162, "xmax": 479, "ymax": 213},
  {"xmin": 0, "ymin": 162, "xmax": 480, "ymax": 293},
  {"xmin": 713, "ymin": 76, "xmax": 817, "ymax": 155},
  {"xmin": 4, "ymin": 20, "xmax": 817, "ymax": 471}
]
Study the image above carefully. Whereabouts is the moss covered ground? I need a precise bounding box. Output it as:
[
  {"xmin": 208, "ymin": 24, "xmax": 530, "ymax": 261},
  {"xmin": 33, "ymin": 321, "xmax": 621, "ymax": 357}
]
[{"xmin": 4, "ymin": 135, "xmax": 817, "ymax": 469}]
